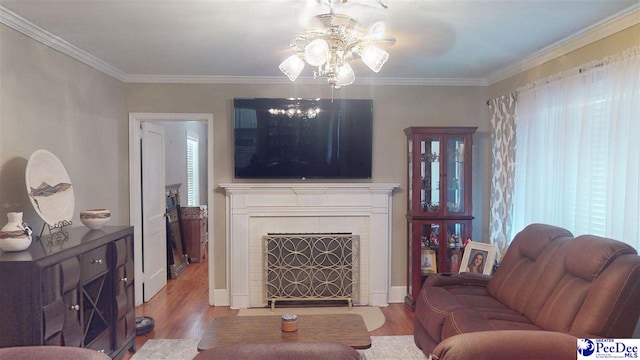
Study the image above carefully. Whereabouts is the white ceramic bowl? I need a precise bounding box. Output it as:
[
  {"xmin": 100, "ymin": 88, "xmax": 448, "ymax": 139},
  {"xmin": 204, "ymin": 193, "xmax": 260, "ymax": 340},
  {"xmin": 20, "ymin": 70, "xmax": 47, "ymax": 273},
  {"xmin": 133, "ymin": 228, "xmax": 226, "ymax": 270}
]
[
  {"xmin": 80, "ymin": 209, "xmax": 111, "ymax": 230},
  {"xmin": 0, "ymin": 232, "xmax": 32, "ymax": 252}
]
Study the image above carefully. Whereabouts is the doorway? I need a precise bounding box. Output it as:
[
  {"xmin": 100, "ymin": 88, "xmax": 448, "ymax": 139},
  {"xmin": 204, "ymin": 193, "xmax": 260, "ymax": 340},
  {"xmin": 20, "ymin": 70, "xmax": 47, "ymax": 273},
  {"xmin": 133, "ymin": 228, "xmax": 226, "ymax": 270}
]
[{"xmin": 129, "ymin": 113, "xmax": 214, "ymax": 306}]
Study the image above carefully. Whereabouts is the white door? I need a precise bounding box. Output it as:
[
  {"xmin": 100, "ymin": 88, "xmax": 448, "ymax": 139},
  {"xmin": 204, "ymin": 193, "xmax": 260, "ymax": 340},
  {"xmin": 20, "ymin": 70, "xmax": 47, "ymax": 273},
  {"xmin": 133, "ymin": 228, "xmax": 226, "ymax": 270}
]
[{"xmin": 142, "ymin": 122, "xmax": 167, "ymax": 301}]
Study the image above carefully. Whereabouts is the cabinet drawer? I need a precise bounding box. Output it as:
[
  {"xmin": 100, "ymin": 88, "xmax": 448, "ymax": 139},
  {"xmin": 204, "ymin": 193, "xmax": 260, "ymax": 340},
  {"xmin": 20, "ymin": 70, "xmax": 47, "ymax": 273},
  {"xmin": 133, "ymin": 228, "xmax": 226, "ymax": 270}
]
[{"xmin": 80, "ymin": 246, "xmax": 108, "ymax": 282}]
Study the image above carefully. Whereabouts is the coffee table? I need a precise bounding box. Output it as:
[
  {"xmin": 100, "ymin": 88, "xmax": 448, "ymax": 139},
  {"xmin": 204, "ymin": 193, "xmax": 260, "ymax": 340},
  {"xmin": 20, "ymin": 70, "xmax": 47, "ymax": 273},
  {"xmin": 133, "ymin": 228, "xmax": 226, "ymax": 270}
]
[{"xmin": 197, "ymin": 314, "xmax": 371, "ymax": 350}]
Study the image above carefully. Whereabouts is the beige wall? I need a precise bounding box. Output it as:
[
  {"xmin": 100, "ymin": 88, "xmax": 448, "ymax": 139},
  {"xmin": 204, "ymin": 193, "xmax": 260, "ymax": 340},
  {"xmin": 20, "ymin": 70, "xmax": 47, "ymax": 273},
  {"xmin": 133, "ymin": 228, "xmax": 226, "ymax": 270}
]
[
  {"xmin": 0, "ymin": 24, "xmax": 127, "ymax": 233},
  {"xmin": 488, "ymin": 24, "xmax": 640, "ymax": 98},
  {"xmin": 1, "ymin": 18, "xmax": 637, "ymax": 294},
  {"xmin": 125, "ymin": 83, "xmax": 491, "ymax": 288}
]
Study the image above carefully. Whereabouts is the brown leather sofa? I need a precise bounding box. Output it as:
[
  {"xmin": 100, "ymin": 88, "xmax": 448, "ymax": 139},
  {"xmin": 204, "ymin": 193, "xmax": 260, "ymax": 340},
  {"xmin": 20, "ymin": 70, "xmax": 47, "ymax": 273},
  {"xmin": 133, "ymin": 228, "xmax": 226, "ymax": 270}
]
[
  {"xmin": 414, "ymin": 223, "xmax": 640, "ymax": 360},
  {"xmin": 0, "ymin": 346, "xmax": 111, "ymax": 360}
]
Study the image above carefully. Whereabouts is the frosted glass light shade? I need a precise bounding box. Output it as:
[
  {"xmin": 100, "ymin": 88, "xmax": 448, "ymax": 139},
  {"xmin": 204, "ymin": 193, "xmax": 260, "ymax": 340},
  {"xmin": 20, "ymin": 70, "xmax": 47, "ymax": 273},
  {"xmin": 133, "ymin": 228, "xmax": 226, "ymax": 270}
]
[
  {"xmin": 335, "ymin": 63, "xmax": 355, "ymax": 87},
  {"xmin": 304, "ymin": 39, "xmax": 330, "ymax": 66},
  {"xmin": 279, "ymin": 55, "xmax": 305, "ymax": 81},
  {"xmin": 361, "ymin": 45, "xmax": 389, "ymax": 73}
]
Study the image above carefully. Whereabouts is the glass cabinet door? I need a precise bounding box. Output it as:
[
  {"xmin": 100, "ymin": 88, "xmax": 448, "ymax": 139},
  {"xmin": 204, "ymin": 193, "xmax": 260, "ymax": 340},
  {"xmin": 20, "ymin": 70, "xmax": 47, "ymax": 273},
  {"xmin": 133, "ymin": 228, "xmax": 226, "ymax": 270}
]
[
  {"xmin": 420, "ymin": 136, "xmax": 441, "ymax": 214},
  {"xmin": 420, "ymin": 223, "xmax": 439, "ymax": 275},
  {"xmin": 442, "ymin": 221, "xmax": 468, "ymax": 273},
  {"xmin": 445, "ymin": 136, "xmax": 466, "ymax": 215}
]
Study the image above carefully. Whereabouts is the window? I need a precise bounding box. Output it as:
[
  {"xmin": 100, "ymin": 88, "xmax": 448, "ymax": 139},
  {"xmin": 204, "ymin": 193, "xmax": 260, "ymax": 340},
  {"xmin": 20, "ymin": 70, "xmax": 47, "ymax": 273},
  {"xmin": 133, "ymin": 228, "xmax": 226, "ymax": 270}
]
[
  {"xmin": 511, "ymin": 47, "xmax": 639, "ymax": 249},
  {"xmin": 186, "ymin": 131, "xmax": 199, "ymax": 206}
]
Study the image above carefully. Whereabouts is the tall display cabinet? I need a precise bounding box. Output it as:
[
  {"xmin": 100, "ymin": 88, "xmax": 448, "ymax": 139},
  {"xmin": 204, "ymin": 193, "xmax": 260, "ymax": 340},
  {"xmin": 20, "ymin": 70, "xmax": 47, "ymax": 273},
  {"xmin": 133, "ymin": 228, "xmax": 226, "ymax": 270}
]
[{"xmin": 404, "ymin": 127, "xmax": 477, "ymax": 310}]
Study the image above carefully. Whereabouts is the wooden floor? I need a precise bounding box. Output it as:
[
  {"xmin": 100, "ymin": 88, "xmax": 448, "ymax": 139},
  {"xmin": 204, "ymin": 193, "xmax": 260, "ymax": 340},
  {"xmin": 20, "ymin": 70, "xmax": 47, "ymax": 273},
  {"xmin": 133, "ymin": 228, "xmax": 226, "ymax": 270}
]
[{"xmin": 123, "ymin": 260, "xmax": 415, "ymax": 359}]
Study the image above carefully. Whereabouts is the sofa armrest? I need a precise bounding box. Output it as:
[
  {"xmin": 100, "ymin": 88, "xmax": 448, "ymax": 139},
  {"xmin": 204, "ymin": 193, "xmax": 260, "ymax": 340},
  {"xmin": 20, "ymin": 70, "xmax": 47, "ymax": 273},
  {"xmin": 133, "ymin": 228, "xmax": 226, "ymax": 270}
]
[
  {"xmin": 431, "ymin": 331, "xmax": 577, "ymax": 360},
  {"xmin": 423, "ymin": 272, "xmax": 491, "ymax": 288}
]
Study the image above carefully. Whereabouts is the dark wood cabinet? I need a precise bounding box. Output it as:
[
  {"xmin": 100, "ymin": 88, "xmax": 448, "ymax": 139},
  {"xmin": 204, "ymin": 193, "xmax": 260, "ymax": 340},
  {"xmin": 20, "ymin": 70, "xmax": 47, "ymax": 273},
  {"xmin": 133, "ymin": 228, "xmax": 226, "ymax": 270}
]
[
  {"xmin": 181, "ymin": 206, "xmax": 208, "ymax": 263},
  {"xmin": 404, "ymin": 127, "xmax": 476, "ymax": 310},
  {"xmin": 0, "ymin": 226, "xmax": 135, "ymax": 359}
]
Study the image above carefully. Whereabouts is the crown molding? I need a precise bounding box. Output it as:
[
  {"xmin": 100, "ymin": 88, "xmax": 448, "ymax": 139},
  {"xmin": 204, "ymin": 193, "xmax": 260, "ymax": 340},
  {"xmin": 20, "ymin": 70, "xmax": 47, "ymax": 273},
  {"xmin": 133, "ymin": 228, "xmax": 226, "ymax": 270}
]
[
  {"xmin": 486, "ymin": 4, "xmax": 640, "ymax": 85},
  {"xmin": 1, "ymin": 4, "xmax": 637, "ymax": 88},
  {"xmin": 0, "ymin": 5, "xmax": 127, "ymax": 81},
  {"xmin": 124, "ymin": 74, "xmax": 487, "ymax": 87}
]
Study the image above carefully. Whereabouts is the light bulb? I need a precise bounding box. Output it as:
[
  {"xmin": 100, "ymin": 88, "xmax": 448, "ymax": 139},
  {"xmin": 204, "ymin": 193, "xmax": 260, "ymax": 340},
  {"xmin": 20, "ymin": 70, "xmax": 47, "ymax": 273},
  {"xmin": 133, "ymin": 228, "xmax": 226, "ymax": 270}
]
[
  {"xmin": 336, "ymin": 63, "xmax": 355, "ymax": 87},
  {"xmin": 279, "ymin": 55, "xmax": 305, "ymax": 81},
  {"xmin": 304, "ymin": 39, "xmax": 330, "ymax": 67},
  {"xmin": 361, "ymin": 45, "xmax": 389, "ymax": 73}
]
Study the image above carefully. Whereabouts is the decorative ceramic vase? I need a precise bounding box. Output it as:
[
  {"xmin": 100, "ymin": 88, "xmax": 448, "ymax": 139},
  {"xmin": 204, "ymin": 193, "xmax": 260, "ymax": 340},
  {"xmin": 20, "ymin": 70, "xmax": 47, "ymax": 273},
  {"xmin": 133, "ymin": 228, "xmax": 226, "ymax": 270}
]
[
  {"xmin": 0, "ymin": 212, "xmax": 32, "ymax": 252},
  {"xmin": 80, "ymin": 209, "xmax": 111, "ymax": 230}
]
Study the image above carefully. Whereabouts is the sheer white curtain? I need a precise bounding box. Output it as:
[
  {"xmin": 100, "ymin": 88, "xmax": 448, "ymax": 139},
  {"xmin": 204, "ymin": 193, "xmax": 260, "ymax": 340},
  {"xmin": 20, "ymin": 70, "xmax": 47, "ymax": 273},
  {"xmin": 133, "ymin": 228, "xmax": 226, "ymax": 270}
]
[{"xmin": 512, "ymin": 47, "xmax": 639, "ymax": 249}]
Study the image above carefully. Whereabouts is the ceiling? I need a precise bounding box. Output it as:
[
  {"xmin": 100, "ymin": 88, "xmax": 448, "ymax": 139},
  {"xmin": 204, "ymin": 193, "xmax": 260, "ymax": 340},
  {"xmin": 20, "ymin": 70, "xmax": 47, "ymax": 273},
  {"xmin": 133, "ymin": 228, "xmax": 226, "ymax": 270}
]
[{"xmin": 0, "ymin": 0, "xmax": 638, "ymax": 86}]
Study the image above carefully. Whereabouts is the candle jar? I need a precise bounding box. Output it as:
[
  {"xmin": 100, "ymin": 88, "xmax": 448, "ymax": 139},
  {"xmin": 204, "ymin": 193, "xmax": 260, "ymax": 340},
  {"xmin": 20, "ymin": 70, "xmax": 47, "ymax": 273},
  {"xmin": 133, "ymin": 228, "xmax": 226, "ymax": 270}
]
[{"xmin": 281, "ymin": 314, "xmax": 298, "ymax": 332}]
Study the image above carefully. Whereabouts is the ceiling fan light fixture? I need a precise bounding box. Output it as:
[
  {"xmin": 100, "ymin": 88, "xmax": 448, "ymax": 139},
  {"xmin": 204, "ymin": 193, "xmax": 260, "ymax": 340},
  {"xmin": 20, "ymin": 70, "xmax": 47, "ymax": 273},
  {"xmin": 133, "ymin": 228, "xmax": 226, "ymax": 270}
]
[
  {"xmin": 335, "ymin": 62, "xmax": 355, "ymax": 87},
  {"xmin": 279, "ymin": 1, "xmax": 394, "ymax": 88},
  {"xmin": 304, "ymin": 39, "xmax": 330, "ymax": 66},
  {"xmin": 361, "ymin": 45, "xmax": 389, "ymax": 73},
  {"xmin": 279, "ymin": 55, "xmax": 305, "ymax": 81}
]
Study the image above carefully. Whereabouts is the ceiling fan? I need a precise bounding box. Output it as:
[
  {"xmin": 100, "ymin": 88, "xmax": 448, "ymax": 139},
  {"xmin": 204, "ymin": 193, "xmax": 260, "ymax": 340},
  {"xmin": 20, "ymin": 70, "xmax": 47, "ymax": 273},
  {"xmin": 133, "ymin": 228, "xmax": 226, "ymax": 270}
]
[
  {"xmin": 316, "ymin": 0, "xmax": 388, "ymax": 9},
  {"xmin": 279, "ymin": 0, "xmax": 396, "ymax": 88}
]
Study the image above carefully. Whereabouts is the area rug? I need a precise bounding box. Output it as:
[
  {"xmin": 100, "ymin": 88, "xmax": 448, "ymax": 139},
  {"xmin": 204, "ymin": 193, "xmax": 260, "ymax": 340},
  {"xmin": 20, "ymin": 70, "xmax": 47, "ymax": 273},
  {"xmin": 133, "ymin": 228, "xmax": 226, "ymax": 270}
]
[
  {"xmin": 131, "ymin": 339, "xmax": 199, "ymax": 360},
  {"xmin": 237, "ymin": 306, "xmax": 385, "ymax": 332},
  {"xmin": 130, "ymin": 336, "xmax": 428, "ymax": 360},
  {"xmin": 360, "ymin": 336, "xmax": 428, "ymax": 360}
]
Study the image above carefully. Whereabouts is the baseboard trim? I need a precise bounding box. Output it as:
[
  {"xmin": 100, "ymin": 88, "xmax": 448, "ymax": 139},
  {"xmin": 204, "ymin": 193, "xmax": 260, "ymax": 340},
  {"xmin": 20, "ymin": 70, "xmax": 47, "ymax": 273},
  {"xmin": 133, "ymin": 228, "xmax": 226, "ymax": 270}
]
[
  {"xmin": 389, "ymin": 286, "xmax": 407, "ymax": 303},
  {"xmin": 212, "ymin": 289, "xmax": 229, "ymax": 307}
]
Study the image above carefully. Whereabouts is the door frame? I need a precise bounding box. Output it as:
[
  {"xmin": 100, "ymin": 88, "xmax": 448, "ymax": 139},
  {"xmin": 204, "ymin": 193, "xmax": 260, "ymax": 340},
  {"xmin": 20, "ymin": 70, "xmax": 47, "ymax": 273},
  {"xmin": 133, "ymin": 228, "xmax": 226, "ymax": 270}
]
[{"xmin": 129, "ymin": 112, "xmax": 214, "ymax": 306}]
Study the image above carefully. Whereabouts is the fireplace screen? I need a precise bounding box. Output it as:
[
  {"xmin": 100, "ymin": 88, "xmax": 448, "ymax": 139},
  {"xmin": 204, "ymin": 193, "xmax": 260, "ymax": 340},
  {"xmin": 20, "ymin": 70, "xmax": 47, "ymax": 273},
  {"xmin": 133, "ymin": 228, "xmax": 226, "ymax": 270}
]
[{"xmin": 264, "ymin": 233, "xmax": 360, "ymax": 309}]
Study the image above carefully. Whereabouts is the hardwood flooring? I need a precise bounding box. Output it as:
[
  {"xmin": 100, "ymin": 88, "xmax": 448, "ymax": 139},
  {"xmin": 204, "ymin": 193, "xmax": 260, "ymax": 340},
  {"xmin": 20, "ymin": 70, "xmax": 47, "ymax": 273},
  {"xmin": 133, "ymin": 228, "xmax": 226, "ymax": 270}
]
[{"xmin": 123, "ymin": 260, "xmax": 414, "ymax": 359}]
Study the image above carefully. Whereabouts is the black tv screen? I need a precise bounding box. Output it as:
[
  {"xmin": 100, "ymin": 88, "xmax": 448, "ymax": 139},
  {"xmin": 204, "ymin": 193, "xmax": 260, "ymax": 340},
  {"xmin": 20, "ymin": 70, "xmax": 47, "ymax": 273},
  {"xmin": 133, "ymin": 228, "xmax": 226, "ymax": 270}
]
[{"xmin": 234, "ymin": 98, "xmax": 373, "ymax": 179}]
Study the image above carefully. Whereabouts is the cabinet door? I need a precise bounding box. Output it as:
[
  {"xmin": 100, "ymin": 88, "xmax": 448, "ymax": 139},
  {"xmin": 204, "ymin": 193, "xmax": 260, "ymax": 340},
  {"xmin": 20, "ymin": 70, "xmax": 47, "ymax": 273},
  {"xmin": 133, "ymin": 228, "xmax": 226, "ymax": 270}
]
[
  {"xmin": 440, "ymin": 221, "xmax": 471, "ymax": 273},
  {"xmin": 81, "ymin": 245, "xmax": 112, "ymax": 353},
  {"xmin": 443, "ymin": 134, "xmax": 472, "ymax": 217},
  {"xmin": 417, "ymin": 135, "xmax": 442, "ymax": 215},
  {"xmin": 60, "ymin": 258, "xmax": 82, "ymax": 347},
  {"xmin": 42, "ymin": 264, "xmax": 65, "ymax": 345},
  {"xmin": 42, "ymin": 258, "xmax": 82, "ymax": 346},
  {"xmin": 406, "ymin": 220, "xmax": 441, "ymax": 308},
  {"xmin": 114, "ymin": 236, "xmax": 135, "ymax": 351}
]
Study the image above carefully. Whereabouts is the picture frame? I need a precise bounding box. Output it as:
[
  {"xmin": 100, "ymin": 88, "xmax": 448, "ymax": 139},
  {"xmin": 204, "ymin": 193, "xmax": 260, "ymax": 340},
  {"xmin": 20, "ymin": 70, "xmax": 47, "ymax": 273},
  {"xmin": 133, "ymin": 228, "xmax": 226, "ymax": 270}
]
[
  {"xmin": 421, "ymin": 249, "xmax": 437, "ymax": 274},
  {"xmin": 459, "ymin": 241, "xmax": 497, "ymax": 275}
]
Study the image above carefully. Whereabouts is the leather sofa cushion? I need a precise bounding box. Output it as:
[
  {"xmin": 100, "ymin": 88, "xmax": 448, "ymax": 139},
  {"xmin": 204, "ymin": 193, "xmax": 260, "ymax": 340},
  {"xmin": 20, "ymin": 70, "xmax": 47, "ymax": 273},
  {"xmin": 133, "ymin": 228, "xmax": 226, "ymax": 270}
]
[
  {"xmin": 487, "ymin": 224, "xmax": 573, "ymax": 316},
  {"xmin": 565, "ymin": 234, "xmax": 636, "ymax": 281},
  {"xmin": 431, "ymin": 330, "xmax": 578, "ymax": 360},
  {"xmin": 442, "ymin": 307, "xmax": 540, "ymax": 339},
  {"xmin": 417, "ymin": 282, "xmax": 518, "ymax": 342}
]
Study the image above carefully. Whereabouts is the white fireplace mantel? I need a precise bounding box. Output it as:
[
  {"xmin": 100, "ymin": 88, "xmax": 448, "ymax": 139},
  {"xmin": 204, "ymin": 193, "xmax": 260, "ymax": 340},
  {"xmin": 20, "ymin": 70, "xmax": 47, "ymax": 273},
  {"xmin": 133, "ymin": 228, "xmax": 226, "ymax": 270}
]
[{"xmin": 219, "ymin": 183, "xmax": 399, "ymax": 309}]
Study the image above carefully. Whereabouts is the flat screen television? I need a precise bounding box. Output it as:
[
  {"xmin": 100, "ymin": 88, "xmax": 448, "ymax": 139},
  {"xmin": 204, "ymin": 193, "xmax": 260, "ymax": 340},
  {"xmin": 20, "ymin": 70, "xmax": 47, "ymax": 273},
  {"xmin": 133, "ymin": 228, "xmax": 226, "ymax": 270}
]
[{"xmin": 234, "ymin": 98, "xmax": 373, "ymax": 179}]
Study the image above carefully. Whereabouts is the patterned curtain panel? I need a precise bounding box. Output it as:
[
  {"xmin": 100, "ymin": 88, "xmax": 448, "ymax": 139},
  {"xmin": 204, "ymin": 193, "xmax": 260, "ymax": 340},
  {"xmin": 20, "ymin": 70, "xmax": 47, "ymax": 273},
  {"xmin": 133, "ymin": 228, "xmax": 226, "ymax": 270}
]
[{"xmin": 488, "ymin": 93, "xmax": 517, "ymax": 261}]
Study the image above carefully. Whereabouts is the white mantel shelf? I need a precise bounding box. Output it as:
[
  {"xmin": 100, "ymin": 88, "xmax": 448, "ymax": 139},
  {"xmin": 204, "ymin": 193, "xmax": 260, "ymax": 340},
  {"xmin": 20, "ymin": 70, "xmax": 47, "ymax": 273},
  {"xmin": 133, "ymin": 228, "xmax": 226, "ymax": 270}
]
[{"xmin": 219, "ymin": 182, "xmax": 399, "ymax": 309}]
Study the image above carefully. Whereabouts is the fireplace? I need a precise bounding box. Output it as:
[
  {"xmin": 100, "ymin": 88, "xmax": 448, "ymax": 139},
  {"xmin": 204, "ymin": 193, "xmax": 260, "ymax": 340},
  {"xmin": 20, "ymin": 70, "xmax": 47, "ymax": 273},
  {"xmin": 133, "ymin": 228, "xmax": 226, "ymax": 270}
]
[{"xmin": 219, "ymin": 183, "xmax": 398, "ymax": 309}]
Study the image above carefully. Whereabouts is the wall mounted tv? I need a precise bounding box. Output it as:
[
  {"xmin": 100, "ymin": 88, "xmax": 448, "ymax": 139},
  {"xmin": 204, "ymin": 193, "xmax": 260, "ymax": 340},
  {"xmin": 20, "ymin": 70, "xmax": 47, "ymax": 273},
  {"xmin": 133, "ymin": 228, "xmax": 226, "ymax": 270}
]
[{"xmin": 234, "ymin": 98, "xmax": 373, "ymax": 179}]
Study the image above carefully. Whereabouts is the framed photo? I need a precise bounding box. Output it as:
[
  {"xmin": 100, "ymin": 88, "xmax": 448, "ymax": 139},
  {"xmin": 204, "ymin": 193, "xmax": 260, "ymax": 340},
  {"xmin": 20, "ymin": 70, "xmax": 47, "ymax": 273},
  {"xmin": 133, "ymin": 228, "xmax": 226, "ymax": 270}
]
[
  {"xmin": 459, "ymin": 241, "xmax": 497, "ymax": 275},
  {"xmin": 421, "ymin": 249, "xmax": 437, "ymax": 274}
]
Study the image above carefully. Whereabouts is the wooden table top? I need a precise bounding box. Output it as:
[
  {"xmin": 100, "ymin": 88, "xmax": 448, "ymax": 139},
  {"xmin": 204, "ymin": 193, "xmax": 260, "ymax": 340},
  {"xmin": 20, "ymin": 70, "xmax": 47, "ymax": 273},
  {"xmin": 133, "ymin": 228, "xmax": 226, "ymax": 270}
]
[{"xmin": 197, "ymin": 314, "xmax": 372, "ymax": 350}]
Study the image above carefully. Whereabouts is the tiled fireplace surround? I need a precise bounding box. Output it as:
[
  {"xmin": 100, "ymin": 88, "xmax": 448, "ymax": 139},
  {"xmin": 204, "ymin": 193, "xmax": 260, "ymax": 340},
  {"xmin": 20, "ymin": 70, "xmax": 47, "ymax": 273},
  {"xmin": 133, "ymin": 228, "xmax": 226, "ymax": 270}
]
[{"xmin": 220, "ymin": 183, "xmax": 398, "ymax": 309}]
